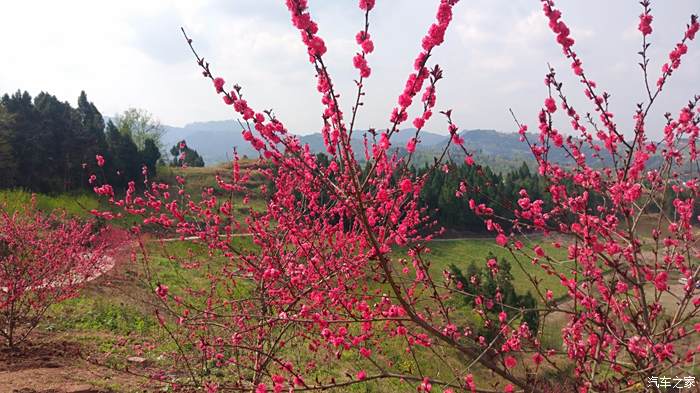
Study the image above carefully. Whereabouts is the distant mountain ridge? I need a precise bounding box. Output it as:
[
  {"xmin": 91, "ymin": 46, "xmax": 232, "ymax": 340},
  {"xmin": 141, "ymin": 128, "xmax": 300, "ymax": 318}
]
[
  {"xmin": 162, "ymin": 120, "xmax": 540, "ymax": 169},
  {"xmin": 162, "ymin": 121, "xmax": 249, "ymax": 164}
]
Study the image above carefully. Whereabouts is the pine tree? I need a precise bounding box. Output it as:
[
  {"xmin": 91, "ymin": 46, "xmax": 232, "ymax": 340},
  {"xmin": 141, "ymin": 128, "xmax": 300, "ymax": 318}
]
[
  {"xmin": 140, "ymin": 138, "xmax": 161, "ymax": 177},
  {"xmin": 1, "ymin": 91, "xmax": 43, "ymax": 190},
  {"xmin": 170, "ymin": 140, "xmax": 205, "ymax": 167},
  {"xmin": 77, "ymin": 91, "xmax": 108, "ymax": 158},
  {"xmin": 34, "ymin": 92, "xmax": 87, "ymax": 191},
  {"xmin": 106, "ymin": 120, "xmax": 142, "ymax": 187},
  {"xmin": 0, "ymin": 105, "xmax": 17, "ymax": 187}
]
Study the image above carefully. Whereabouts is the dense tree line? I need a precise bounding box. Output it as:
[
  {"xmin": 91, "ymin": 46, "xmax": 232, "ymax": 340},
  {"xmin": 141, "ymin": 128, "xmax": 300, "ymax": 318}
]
[
  {"xmin": 417, "ymin": 158, "xmax": 699, "ymax": 233},
  {"xmin": 418, "ymin": 161, "xmax": 550, "ymax": 233},
  {"xmin": 311, "ymin": 154, "xmax": 551, "ymax": 234},
  {"xmin": 0, "ymin": 90, "xmax": 160, "ymax": 193}
]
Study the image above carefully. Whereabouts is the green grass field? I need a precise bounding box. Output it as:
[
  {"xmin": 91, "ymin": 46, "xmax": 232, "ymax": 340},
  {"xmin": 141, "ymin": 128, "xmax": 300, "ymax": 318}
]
[
  {"xmin": 159, "ymin": 161, "xmax": 269, "ymax": 212},
  {"xmin": 5, "ymin": 189, "xmax": 576, "ymax": 391},
  {"xmin": 418, "ymin": 238, "xmax": 569, "ymax": 299},
  {"xmin": 0, "ymin": 189, "xmax": 99, "ymax": 217}
]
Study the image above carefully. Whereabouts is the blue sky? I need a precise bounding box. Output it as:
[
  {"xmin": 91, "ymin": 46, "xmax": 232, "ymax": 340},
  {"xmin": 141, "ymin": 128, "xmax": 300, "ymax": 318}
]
[{"xmin": 1, "ymin": 0, "xmax": 698, "ymax": 138}]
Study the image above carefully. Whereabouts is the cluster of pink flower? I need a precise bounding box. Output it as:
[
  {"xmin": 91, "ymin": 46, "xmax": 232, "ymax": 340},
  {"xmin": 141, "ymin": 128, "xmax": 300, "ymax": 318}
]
[
  {"xmin": 656, "ymin": 15, "xmax": 698, "ymax": 89},
  {"xmin": 482, "ymin": 1, "xmax": 700, "ymax": 391},
  {"xmin": 638, "ymin": 12, "xmax": 653, "ymax": 36},
  {"xmin": 353, "ymin": 28, "xmax": 373, "ymax": 78},
  {"xmin": 0, "ymin": 203, "xmax": 112, "ymax": 348},
  {"xmin": 543, "ymin": 1, "xmax": 573, "ymax": 51},
  {"xmin": 391, "ymin": 1, "xmax": 459, "ymax": 128}
]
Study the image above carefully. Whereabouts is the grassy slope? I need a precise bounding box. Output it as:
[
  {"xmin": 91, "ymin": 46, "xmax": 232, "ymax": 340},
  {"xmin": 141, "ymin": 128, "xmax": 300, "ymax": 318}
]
[
  {"xmin": 160, "ymin": 161, "xmax": 268, "ymax": 212},
  {"xmin": 418, "ymin": 238, "xmax": 569, "ymax": 298},
  {"xmin": 5, "ymin": 188, "xmax": 573, "ymax": 390},
  {"xmin": 0, "ymin": 189, "xmax": 99, "ymax": 217}
]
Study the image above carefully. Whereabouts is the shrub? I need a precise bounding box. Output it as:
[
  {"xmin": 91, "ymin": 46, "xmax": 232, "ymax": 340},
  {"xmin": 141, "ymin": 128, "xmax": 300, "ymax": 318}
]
[{"xmin": 0, "ymin": 199, "xmax": 108, "ymax": 348}]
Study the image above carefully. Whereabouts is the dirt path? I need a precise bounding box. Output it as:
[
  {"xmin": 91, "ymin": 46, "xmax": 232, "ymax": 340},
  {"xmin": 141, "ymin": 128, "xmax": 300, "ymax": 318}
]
[
  {"xmin": 1, "ymin": 341, "xmax": 113, "ymax": 393},
  {"xmin": 0, "ymin": 334, "xmax": 155, "ymax": 393}
]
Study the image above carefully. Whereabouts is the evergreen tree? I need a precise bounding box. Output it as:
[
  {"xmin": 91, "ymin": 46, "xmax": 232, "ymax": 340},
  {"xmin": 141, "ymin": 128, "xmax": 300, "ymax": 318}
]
[
  {"xmin": 417, "ymin": 161, "xmax": 550, "ymax": 233},
  {"xmin": 106, "ymin": 120, "xmax": 142, "ymax": 187},
  {"xmin": 77, "ymin": 91, "xmax": 108, "ymax": 164},
  {"xmin": 450, "ymin": 253, "xmax": 540, "ymax": 335},
  {"xmin": 170, "ymin": 140, "xmax": 205, "ymax": 167},
  {"xmin": 0, "ymin": 89, "xmax": 156, "ymax": 193},
  {"xmin": 33, "ymin": 92, "xmax": 87, "ymax": 191},
  {"xmin": 140, "ymin": 138, "xmax": 161, "ymax": 177},
  {"xmin": 0, "ymin": 106, "xmax": 17, "ymax": 187},
  {"xmin": 1, "ymin": 91, "xmax": 43, "ymax": 191}
]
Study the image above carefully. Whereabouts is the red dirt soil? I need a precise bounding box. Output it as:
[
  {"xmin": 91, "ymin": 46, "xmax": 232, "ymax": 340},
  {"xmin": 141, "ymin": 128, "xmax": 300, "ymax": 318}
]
[
  {"xmin": 1, "ymin": 230, "xmax": 155, "ymax": 393},
  {"xmin": 0, "ymin": 336, "xmax": 138, "ymax": 393}
]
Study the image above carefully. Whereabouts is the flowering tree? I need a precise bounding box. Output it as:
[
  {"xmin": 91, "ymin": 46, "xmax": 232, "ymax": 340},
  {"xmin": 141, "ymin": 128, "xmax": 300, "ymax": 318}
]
[
  {"xmin": 482, "ymin": 1, "xmax": 700, "ymax": 392},
  {"xmin": 95, "ymin": 0, "xmax": 700, "ymax": 391},
  {"xmin": 0, "ymin": 199, "xmax": 108, "ymax": 349}
]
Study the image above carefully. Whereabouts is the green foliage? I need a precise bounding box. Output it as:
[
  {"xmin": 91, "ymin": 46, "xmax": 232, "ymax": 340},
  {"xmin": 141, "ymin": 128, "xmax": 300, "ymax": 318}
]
[
  {"xmin": 0, "ymin": 106, "xmax": 18, "ymax": 187},
  {"xmin": 0, "ymin": 90, "xmax": 156, "ymax": 194},
  {"xmin": 0, "ymin": 189, "xmax": 98, "ymax": 217},
  {"xmin": 418, "ymin": 161, "xmax": 550, "ymax": 233},
  {"xmin": 450, "ymin": 252, "xmax": 540, "ymax": 335},
  {"xmin": 77, "ymin": 90, "xmax": 108, "ymax": 162},
  {"xmin": 48, "ymin": 296, "xmax": 156, "ymax": 335},
  {"xmin": 170, "ymin": 139, "xmax": 205, "ymax": 167},
  {"xmin": 105, "ymin": 120, "xmax": 142, "ymax": 187},
  {"xmin": 113, "ymin": 107, "xmax": 165, "ymax": 152},
  {"xmin": 141, "ymin": 138, "xmax": 162, "ymax": 177}
]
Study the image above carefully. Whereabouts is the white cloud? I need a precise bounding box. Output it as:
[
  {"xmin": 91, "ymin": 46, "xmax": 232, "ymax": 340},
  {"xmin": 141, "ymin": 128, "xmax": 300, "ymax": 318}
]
[{"xmin": 0, "ymin": 0, "xmax": 697, "ymax": 139}]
